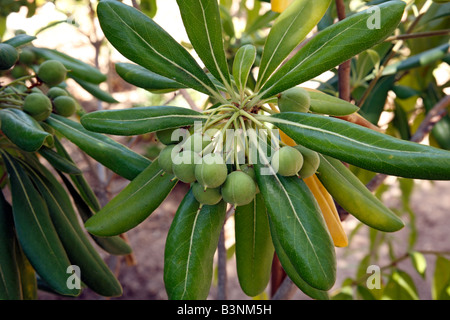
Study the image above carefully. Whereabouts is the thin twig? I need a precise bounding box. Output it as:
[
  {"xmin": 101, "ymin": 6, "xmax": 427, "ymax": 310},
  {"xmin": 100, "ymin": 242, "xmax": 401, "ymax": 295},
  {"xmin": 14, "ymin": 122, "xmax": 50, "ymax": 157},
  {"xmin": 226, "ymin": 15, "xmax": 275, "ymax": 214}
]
[
  {"xmin": 180, "ymin": 89, "xmax": 201, "ymax": 111},
  {"xmin": 335, "ymin": 0, "xmax": 351, "ymax": 102},
  {"xmin": 385, "ymin": 29, "xmax": 450, "ymax": 42}
]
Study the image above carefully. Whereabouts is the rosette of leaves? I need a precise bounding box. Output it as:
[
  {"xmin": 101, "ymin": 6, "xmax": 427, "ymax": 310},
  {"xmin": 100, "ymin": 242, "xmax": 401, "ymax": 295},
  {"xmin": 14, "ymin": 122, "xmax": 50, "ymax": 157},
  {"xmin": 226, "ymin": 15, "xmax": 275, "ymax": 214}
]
[{"xmin": 78, "ymin": 0, "xmax": 450, "ymax": 300}]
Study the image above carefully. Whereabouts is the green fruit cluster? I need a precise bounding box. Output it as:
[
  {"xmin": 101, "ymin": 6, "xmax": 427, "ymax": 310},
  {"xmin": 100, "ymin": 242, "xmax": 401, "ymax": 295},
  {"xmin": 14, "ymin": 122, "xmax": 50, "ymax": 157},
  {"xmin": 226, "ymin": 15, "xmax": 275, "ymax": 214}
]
[{"xmin": 270, "ymin": 145, "xmax": 320, "ymax": 178}]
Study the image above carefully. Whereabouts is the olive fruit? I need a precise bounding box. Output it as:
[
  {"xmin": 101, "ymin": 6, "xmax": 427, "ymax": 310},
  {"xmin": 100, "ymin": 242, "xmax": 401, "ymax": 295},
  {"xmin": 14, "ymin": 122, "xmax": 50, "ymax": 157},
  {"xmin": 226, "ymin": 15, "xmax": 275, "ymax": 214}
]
[
  {"xmin": 52, "ymin": 96, "xmax": 76, "ymax": 117},
  {"xmin": 47, "ymin": 87, "xmax": 68, "ymax": 100},
  {"xmin": 11, "ymin": 65, "xmax": 29, "ymax": 79},
  {"xmin": 172, "ymin": 150, "xmax": 201, "ymax": 183},
  {"xmin": 37, "ymin": 60, "xmax": 67, "ymax": 86},
  {"xmin": 0, "ymin": 43, "xmax": 19, "ymax": 70},
  {"xmin": 23, "ymin": 93, "xmax": 53, "ymax": 121},
  {"xmin": 240, "ymin": 164, "xmax": 259, "ymax": 194},
  {"xmin": 18, "ymin": 48, "xmax": 35, "ymax": 65},
  {"xmin": 294, "ymin": 144, "xmax": 320, "ymax": 178},
  {"xmin": 271, "ymin": 146, "xmax": 304, "ymax": 177},
  {"xmin": 156, "ymin": 127, "xmax": 188, "ymax": 145},
  {"xmin": 221, "ymin": 171, "xmax": 257, "ymax": 207},
  {"xmin": 278, "ymin": 87, "xmax": 311, "ymax": 113},
  {"xmin": 183, "ymin": 131, "xmax": 212, "ymax": 153},
  {"xmin": 158, "ymin": 144, "xmax": 180, "ymax": 174},
  {"xmin": 192, "ymin": 182, "xmax": 222, "ymax": 206},
  {"xmin": 195, "ymin": 153, "xmax": 228, "ymax": 188}
]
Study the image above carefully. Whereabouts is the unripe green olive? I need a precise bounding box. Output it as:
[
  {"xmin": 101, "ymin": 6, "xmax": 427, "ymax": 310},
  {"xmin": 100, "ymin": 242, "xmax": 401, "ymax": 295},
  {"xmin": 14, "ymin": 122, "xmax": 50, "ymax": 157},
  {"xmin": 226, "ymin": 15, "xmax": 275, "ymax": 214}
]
[
  {"xmin": 195, "ymin": 153, "xmax": 228, "ymax": 188},
  {"xmin": 221, "ymin": 171, "xmax": 257, "ymax": 207},
  {"xmin": 0, "ymin": 43, "xmax": 19, "ymax": 71},
  {"xmin": 47, "ymin": 87, "xmax": 69, "ymax": 100},
  {"xmin": 23, "ymin": 93, "xmax": 52, "ymax": 121},
  {"xmin": 18, "ymin": 48, "xmax": 35, "ymax": 65},
  {"xmin": 158, "ymin": 144, "xmax": 180, "ymax": 174},
  {"xmin": 37, "ymin": 60, "xmax": 67, "ymax": 86},
  {"xmin": 172, "ymin": 150, "xmax": 201, "ymax": 183},
  {"xmin": 11, "ymin": 65, "xmax": 29, "ymax": 79},
  {"xmin": 52, "ymin": 96, "xmax": 76, "ymax": 117},
  {"xmin": 156, "ymin": 127, "xmax": 188, "ymax": 145},
  {"xmin": 293, "ymin": 144, "xmax": 320, "ymax": 178},
  {"xmin": 240, "ymin": 164, "xmax": 260, "ymax": 194},
  {"xmin": 271, "ymin": 146, "xmax": 304, "ymax": 177},
  {"xmin": 183, "ymin": 131, "xmax": 213, "ymax": 153},
  {"xmin": 278, "ymin": 87, "xmax": 311, "ymax": 113},
  {"xmin": 192, "ymin": 182, "xmax": 222, "ymax": 206}
]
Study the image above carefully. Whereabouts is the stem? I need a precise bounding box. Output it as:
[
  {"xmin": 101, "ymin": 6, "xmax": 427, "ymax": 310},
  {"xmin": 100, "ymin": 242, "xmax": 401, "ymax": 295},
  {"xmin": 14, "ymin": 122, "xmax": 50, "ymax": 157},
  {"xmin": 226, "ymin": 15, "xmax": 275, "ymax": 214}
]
[
  {"xmin": 385, "ymin": 29, "xmax": 450, "ymax": 42},
  {"xmin": 0, "ymin": 75, "xmax": 35, "ymax": 91},
  {"xmin": 335, "ymin": 0, "xmax": 351, "ymax": 102}
]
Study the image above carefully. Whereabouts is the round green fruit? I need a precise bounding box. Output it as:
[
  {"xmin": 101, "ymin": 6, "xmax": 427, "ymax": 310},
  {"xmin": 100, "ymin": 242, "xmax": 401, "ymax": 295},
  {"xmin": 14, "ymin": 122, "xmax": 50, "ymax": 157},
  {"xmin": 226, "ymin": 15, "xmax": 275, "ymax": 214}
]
[
  {"xmin": 271, "ymin": 146, "xmax": 304, "ymax": 177},
  {"xmin": 293, "ymin": 145, "xmax": 320, "ymax": 178},
  {"xmin": 18, "ymin": 48, "xmax": 35, "ymax": 65},
  {"xmin": 23, "ymin": 93, "xmax": 52, "ymax": 121},
  {"xmin": 52, "ymin": 96, "xmax": 76, "ymax": 117},
  {"xmin": 47, "ymin": 87, "xmax": 68, "ymax": 100},
  {"xmin": 156, "ymin": 127, "xmax": 188, "ymax": 145},
  {"xmin": 0, "ymin": 43, "xmax": 19, "ymax": 71},
  {"xmin": 192, "ymin": 182, "xmax": 222, "ymax": 206},
  {"xmin": 10, "ymin": 65, "xmax": 29, "ymax": 79},
  {"xmin": 195, "ymin": 153, "xmax": 228, "ymax": 188},
  {"xmin": 37, "ymin": 60, "xmax": 67, "ymax": 86},
  {"xmin": 183, "ymin": 131, "xmax": 213, "ymax": 153},
  {"xmin": 158, "ymin": 144, "xmax": 180, "ymax": 174},
  {"xmin": 172, "ymin": 150, "xmax": 201, "ymax": 183},
  {"xmin": 240, "ymin": 164, "xmax": 259, "ymax": 194},
  {"xmin": 221, "ymin": 171, "xmax": 257, "ymax": 207},
  {"xmin": 278, "ymin": 87, "xmax": 311, "ymax": 113}
]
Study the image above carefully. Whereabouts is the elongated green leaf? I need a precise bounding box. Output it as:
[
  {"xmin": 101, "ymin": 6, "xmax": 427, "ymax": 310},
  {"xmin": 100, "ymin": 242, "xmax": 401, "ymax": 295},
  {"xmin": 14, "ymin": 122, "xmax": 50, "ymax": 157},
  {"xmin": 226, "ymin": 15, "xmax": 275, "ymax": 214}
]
[
  {"xmin": 46, "ymin": 114, "xmax": 150, "ymax": 181},
  {"xmin": 59, "ymin": 173, "xmax": 132, "ymax": 256},
  {"xmin": 80, "ymin": 106, "xmax": 207, "ymax": 136},
  {"xmin": 97, "ymin": 0, "xmax": 220, "ymax": 98},
  {"xmin": 115, "ymin": 62, "xmax": 187, "ymax": 92},
  {"xmin": 235, "ymin": 193, "xmax": 274, "ymax": 297},
  {"xmin": 1, "ymin": 152, "xmax": 80, "ymax": 296},
  {"xmin": 317, "ymin": 155, "xmax": 404, "ymax": 232},
  {"xmin": 177, "ymin": 0, "xmax": 231, "ymax": 89},
  {"xmin": 383, "ymin": 269, "xmax": 419, "ymax": 300},
  {"xmin": 359, "ymin": 75, "xmax": 396, "ymax": 125},
  {"xmin": 432, "ymin": 256, "xmax": 450, "ymax": 300},
  {"xmin": 69, "ymin": 75, "xmax": 118, "ymax": 104},
  {"xmin": 269, "ymin": 218, "xmax": 330, "ymax": 300},
  {"xmin": 254, "ymin": 162, "xmax": 336, "ymax": 291},
  {"xmin": 164, "ymin": 190, "xmax": 227, "ymax": 300},
  {"xmin": 233, "ymin": 45, "xmax": 257, "ymax": 96},
  {"xmin": 31, "ymin": 47, "xmax": 106, "ymax": 84},
  {"xmin": 409, "ymin": 251, "xmax": 427, "ymax": 279},
  {"xmin": 262, "ymin": 112, "xmax": 450, "ymax": 180},
  {"xmin": 257, "ymin": 1, "xmax": 405, "ymax": 99},
  {"xmin": 0, "ymin": 108, "xmax": 53, "ymax": 152},
  {"xmin": 39, "ymin": 147, "xmax": 82, "ymax": 175},
  {"xmin": 3, "ymin": 34, "xmax": 36, "ymax": 47},
  {"xmin": 14, "ymin": 241, "xmax": 37, "ymax": 300},
  {"xmin": 85, "ymin": 160, "xmax": 177, "ymax": 237},
  {"xmin": 243, "ymin": 10, "xmax": 279, "ymax": 36},
  {"xmin": 26, "ymin": 164, "xmax": 123, "ymax": 297},
  {"xmin": 308, "ymin": 90, "xmax": 359, "ymax": 116},
  {"xmin": 0, "ymin": 191, "xmax": 22, "ymax": 300},
  {"xmin": 256, "ymin": 0, "xmax": 332, "ymax": 89}
]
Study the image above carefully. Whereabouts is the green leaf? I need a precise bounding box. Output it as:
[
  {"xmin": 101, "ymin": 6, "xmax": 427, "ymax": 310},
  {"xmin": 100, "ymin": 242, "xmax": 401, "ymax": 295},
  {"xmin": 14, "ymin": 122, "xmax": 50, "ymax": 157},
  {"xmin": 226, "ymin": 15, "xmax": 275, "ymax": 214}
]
[
  {"xmin": 84, "ymin": 160, "xmax": 177, "ymax": 237},
  {"xmin": 1, "ymin": 151, "xmax": 80, "ymax": 297},
  {"xmin": 80, "ymin": 106, "xmax": 207, "ymax": 136},
  {"xmin": 254, "ymin": 162, "xmax": 336, "ymax": 291},
  {"xmin": 308, "ymin": 90, "xmax": 359, "ymax": 116},
  {"xmin": 359, "ymin": 75, "xmax": 396, "ymax": 125},
  {"xmin": 38, "ymin": 147, "xmax": 82, "ymax": 175},
  {"xmin": 432, "ymin": 255, "xmax": 450, "ymax": 300},
  {"xmin": 262, "ymin": 112, "xmax": 450, "ymax": 180},
  {"xmin": 59, "ymin": 173, "xmax": 132, "ymax": 256},
  {"xmin": 0, "ymin": 108, "xmax": 53, "ymax": 152},
  {"xmin": 233, "ymin": 45, "xmax": 257, "ymax": 96},
  {"xmin": 164, "ymin": 190, "xmax": 227, "ymax": 300},
  {"xmin": 115, "ymin": 62, "xmax": 187, "ymax": 93},
  {"xmin": 3, "ymin": 34, "xmax": 36, "ymax": 47},
  {"xmin": 69, "ymin": 75, "xmax": 118, "ymax": 104},
  {"xmin": 409, "ymin": 251, "xmax": 427, "ymax": 279},
  {"xmin": 256, "ymin": 0, "xmax": 332, "ymax": 89},
  {"xmin": 235, "ymin": 193, "xmax": 274, "ymax": 297},
  {"xmin": 97, "ymin": 0, "xmax": 221, "ymax": 99},
  {"xmin": 316, "ymin": 155, "xmax": 404, "ymax": 232},
  {"xmin": 243, "ymin": 10, "xmax": 279, "ymax": 36},
  {"xmin": 46, "ymin": 114, "xmax": 151, "ymax": 181},
  {"xmin": 176, "ymin": 0, "xmax": 232, "ymax": 90},
  {"xmin": 0, "ymin": 191, "xmax": 22, "ymax": 300},
  {"xmin": 257, "ymin": 1, "xmax": 405, "ymax": 99},
  {"xmin": 31, "ymin": 47, "xmax": 106, "ymax": 84},
  {"xmin": 383, "ymin": 269, "xmax": 419, "ymax": 300}
]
